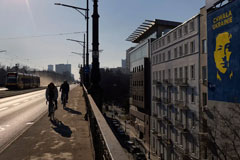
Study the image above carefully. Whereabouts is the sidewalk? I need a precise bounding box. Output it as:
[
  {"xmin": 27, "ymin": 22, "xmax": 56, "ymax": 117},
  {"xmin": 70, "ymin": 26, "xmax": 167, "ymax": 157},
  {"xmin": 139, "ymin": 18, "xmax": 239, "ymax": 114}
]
[{"xmin": 0, "ymin": 85, "xmax": 94, "ymax": 160}]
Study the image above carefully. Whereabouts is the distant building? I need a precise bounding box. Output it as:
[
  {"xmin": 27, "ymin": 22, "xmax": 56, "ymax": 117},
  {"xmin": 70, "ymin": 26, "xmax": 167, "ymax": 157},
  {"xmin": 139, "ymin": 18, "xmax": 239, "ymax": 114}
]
[
  {"xmin": 121, "ymin": 59, "xmax": 126, "ymax": 68},
  {"xmin": 48, "ymin": 65, "xmax": 54, "ymax": 72},
  {"xmin": 55, "ymin": 64, "xmax": 71, "ymax": 75}
]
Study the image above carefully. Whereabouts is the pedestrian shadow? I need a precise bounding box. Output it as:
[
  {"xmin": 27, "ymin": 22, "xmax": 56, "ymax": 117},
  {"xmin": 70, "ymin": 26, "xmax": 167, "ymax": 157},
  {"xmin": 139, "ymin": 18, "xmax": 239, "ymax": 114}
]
[
  {"xmin": 64, "ymin": 106, "xmax": 82, "ymax": 115},
  {"xmin": 51, "ymin": 119, "xmax": 72, "ymax": 138}
]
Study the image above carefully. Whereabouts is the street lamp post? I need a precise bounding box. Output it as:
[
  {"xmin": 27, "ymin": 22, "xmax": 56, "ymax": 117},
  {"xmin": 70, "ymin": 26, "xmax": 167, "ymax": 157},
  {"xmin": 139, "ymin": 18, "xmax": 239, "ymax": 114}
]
[
  {"xmin": 89, "ymin": 0, "xmax": 102, "ymax": 112},
  {"xmin": 55, "ymin": 2, "xmax": 90, "ymax": 88}
]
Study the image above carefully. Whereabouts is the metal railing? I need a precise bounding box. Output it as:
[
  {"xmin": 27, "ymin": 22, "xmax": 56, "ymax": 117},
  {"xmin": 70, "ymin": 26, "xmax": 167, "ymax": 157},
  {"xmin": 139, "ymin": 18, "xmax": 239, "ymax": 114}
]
[{"xmin": 83, "ymin": 86, "xmax": 129, "ymax": 160}]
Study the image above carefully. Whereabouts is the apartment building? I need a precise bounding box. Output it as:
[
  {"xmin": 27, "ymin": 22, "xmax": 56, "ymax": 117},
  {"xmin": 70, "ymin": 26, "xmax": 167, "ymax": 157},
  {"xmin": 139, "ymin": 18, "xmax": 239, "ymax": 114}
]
[
  {"xmin": 127, "ymin": 19, "xmax": 181, "ymax": 147},
  {"xmin": 151, "ymin": 15, "xmax": 201, "ymax": 160}
]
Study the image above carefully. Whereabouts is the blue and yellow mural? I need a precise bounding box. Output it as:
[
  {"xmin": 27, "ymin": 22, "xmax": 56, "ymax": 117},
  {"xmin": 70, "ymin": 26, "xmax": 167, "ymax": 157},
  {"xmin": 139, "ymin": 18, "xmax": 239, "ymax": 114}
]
[{"xmin": 208, "ymin": 0, "xmax": 240, "ymax": 103}]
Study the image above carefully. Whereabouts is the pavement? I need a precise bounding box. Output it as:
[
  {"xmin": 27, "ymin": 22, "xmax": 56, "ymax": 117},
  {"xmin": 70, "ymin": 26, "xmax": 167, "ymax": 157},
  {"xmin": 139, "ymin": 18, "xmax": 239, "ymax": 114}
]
[{"xmin": 0, "ymin": 85, "xmax": 94, "ymax": 160}]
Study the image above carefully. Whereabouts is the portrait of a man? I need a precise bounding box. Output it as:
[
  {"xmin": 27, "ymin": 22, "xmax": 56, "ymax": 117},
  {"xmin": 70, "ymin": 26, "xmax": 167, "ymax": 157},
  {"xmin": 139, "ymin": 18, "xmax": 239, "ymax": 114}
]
[{"xmin": 214, "ymin": 32, "xmax": 233, "ymax": 81}]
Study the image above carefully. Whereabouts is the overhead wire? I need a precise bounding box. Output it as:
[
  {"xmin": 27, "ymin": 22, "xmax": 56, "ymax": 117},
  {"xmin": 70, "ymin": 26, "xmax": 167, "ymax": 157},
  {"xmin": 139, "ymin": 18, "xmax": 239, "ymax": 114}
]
[{"xmin": 0, "ymin": 31, "xmax": 85, "ymax": 40}]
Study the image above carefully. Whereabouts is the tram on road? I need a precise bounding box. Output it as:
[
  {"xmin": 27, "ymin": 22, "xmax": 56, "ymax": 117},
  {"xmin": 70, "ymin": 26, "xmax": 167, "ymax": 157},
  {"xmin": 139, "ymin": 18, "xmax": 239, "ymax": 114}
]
[{"xmin": 6, "ymin": 72, "xmax": 40, "ymax": 89}]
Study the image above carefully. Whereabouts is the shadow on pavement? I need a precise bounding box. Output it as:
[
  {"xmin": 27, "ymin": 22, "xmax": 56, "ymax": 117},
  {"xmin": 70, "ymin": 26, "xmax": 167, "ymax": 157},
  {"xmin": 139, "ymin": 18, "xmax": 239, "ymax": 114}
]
[
  {"xmin": 51, "ymin": 119, "xmax": 72, "ymax": 138},
  {"xmin": 64, "ymin": 106, "xmax": 82, "ymax": 115}
]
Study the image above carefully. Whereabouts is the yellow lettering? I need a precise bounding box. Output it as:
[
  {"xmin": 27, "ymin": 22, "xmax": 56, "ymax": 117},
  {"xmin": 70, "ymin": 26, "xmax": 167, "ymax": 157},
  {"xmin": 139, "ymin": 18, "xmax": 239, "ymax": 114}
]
[
  {"xmin": 229, "ymin": 10, "xmax": 232, "ymax": 17},
  {"xmin": 229, "ymin": 16, "xmax": 232, "ymax": 23}
]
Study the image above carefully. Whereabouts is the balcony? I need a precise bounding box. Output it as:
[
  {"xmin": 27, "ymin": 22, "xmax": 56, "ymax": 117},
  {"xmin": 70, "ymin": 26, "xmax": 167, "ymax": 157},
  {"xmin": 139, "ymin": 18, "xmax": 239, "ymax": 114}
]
[
  {"xmin": 152, "ymin": 112, "xmax": 158, "ymax": 118},
  {"xmin": 174, "ymin": 119, "xmax": 184, "ymax": 131},
  {"xmin": 174, "ymin": 100, "xmax": 188, "ymax": 110},
  {"xmin": 162, "ymin": 97, "xmax": 171, "ymax": 105},
  {"xmin": 175, "ymin": 78, "xmax": 189, "ymax": 87},
  {"xmin": 163, "ymin": 116, "xmax": 172, "ymax": 125},
  {"xmin": 163, "ymin": 79, "xmax": 173, "ymax": 86},
  {"xmin": 153, "ymin": 96, "xmax": 161, "ymax": 103},
  {"xmin": 203, "ymin": 79, "xmax": 208, "ymax": 86},
  {"xmin": 153, "ymin": 80, "xmax": 162, "ymax": 87}
]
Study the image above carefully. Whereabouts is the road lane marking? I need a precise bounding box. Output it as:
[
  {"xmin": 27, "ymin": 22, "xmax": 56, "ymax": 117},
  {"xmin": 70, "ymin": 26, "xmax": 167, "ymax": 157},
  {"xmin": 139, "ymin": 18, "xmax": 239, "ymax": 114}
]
[
  {"xmin": 26, "ymin": 122, "xmax": 34, "ymax": 125},
  {"xmin": 0, "ymin": 107, "xmax": 8, "ymax": 111},
  {"xmin": 13, "ymin": 103, "xmax": 20, "ymax": 106}
]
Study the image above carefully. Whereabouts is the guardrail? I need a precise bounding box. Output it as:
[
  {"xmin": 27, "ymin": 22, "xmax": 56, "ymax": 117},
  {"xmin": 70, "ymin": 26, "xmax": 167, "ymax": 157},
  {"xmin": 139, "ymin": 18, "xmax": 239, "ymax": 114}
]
[{"xmin": 83, "ymin": 86, "xmax": 129, "ymax": 160}]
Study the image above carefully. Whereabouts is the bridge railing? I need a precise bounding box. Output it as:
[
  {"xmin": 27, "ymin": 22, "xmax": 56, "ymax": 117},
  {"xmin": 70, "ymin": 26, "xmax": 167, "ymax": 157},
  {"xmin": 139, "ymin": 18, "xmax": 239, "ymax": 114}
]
[{"xmin": 83, "ymin": 86, "xmax": 129, "ymax": 160}]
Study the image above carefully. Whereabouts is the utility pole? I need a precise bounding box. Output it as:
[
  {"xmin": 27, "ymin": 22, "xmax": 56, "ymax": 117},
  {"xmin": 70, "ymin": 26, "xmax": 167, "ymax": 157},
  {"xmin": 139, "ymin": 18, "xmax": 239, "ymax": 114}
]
[{"xmin": 90, "ymin": 0, "xmax": 102, "ymax": 111}]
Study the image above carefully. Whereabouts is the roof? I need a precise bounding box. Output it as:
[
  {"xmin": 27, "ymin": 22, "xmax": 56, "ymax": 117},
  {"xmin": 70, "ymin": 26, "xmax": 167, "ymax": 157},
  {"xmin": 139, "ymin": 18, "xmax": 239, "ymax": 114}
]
[{"xmin": 126, "ymin": 19, "xmax": 181, "ymax": 43}]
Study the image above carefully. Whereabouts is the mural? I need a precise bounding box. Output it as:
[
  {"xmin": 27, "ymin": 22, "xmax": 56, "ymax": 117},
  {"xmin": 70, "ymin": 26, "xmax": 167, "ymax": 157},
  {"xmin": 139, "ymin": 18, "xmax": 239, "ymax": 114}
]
[{"xmin": 208, "ymin": 0, "xmax": 240, "ymax": 103}]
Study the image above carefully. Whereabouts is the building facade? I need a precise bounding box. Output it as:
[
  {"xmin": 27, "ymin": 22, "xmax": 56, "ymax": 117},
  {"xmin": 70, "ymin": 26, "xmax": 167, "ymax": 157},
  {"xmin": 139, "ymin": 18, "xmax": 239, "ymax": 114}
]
[
  {"xmin": 127, "ymin": 19, "xmax": 181, "ymax": 151},
  {"xmin": 151, "ymin": 15, "xmax": 201, "ymax": 160},
  {"xmin": 55, "ymin": 64, "xmax": 71, "ymax": 75},
  {"xmin": 48, "ymin": 65, "xmax": 54, "ymax": 72}
]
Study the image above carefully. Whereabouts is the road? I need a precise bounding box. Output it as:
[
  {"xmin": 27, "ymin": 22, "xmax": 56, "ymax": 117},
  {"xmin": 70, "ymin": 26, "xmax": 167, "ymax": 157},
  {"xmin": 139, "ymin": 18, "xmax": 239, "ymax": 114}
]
[{"xmin": 0, "ymin": 85, "xmax": 76, "ymax": 153}]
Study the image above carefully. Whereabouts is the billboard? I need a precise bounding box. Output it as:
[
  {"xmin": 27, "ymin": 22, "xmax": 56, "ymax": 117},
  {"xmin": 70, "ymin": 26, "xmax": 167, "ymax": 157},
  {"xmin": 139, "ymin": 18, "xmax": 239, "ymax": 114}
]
[{"xmin": 208, "ymin": 0, "xmax": 240, "ymax": 103}]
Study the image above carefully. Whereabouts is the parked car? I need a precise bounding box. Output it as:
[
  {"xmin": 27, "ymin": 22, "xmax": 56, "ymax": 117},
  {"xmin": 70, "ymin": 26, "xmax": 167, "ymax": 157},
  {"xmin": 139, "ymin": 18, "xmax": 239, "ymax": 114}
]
[
  {"xmin": 129, "ymin": 145, "xmax": 141, "ymax": 154},
  {"xmin": 133, "ymin": 152, "xmax": 146, "ymax": 160},
  {"xmin": 125, "ymin": 140, "xmax": 134, "ymax": 151}
]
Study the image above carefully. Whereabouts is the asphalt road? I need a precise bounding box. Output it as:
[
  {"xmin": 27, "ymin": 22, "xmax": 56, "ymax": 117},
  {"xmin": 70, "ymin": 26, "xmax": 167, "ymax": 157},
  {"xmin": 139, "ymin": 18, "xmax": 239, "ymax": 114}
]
[{"xmin": 0, "ymin": 85, "xmax": 77, "ymax": 153}]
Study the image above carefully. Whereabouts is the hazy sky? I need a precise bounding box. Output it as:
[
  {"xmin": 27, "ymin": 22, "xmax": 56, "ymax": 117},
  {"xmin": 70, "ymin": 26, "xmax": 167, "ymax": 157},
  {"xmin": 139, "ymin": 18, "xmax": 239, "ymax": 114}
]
[{"xmin": 0, "ymin": 0, "xmax": 205, "ymax": 79}]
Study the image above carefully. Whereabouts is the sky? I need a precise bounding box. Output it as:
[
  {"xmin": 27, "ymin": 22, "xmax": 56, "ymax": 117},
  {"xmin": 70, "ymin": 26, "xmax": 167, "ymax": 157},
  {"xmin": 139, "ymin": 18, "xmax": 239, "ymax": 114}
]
[{"xmin": 0, "ymin": 0, "xmax": 205, "ymax": 80}]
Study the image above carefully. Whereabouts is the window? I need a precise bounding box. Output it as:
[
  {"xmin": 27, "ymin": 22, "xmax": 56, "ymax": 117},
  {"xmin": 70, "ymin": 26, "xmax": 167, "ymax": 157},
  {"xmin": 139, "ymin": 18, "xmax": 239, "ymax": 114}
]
[
  {"xmin": 159, "ymin": 53, "xmax": 162, "ymax": 62},
  {"xmin": 184, "ymin": 24, "xmax": 188, "ymax": 35},
  {"xmin": 159, "ymin": 71, "xmax": 161, "ymax": 81},
  {"xmin": 163, "ymin": 70, "xmax": 165, "ymax": 81},
  {"xmin": 202, "ymin": 66, "xmax": 207, "ymax": 80},
  {"xmin": 158, "ymin": 40, "xmax": 161, "ymax": 48},
  {"xmin": 191, "ymin": 65, "xmax": 195, "ymax": 79},
  {"xmin": 190, "ymin": 40, "xmax": 195, "ymax": 53},
  {"xmin": 180, "ymin": 88, "xmax": 183, "ymax": 100},
  {"xmin": 179, "ymin": 46, "xmax": 183, "ymax": 57},
  {"xmin": 191, "ymin": 88, "xmax": 195, "ymax": 103},
  {"xmin": 180, "ymin": 133, "xmax": 183, "ymax": 145},
  {"xmin": 179, "ymin": 67, "xmax": 183, "ymax": 79},
  {"xmin": 192, "ymin": 112, "xmax": 195, "ymax": 126},
  {"xmin": 174, "ymin": 48, "xmax": 178, "ymax": 58},
  {"xmin": 175, "ymin": 87, "xmax": 178, "ymax": 101},
  {"xmin": 168, "ymin": 50, "xmax": 171, "ymax": 60},
  {"xmin": 168, "ymin": 69, "xmax": 171, "ymax": 80},
  {"xmin": 184, "ymin": 43, "xmax": 188, "ymax": 55},
  {"xmin": 167, "ymin": 35, "xmax": 170, "ymax": 43},
  {"xmin": 173, "ymin": 31, "xmax": 177, "ymax": 40},
  {"xmin": 190, "ymin": 20, "xmax": 195, "ymax": 32},
  {"xmin": 175, "ymin": 130, "xmax": 178, "ymax": 142},
  {"xmin": 156, "ymin": 54, "xmax": 159, "ymax": 64},
  {"xmin": 174, "ymin": 68, "xmax": 178, "ymax": 80},
  {"xmin": 185, "ymin": 66, "xmax": 188, "ymax": 80},
  {"xmin": 203, "ymin": 92, "xmax": 207, "ymax": 106},
  {"xmin": 162, "ymin": 38, "xmax": 165, "ymax": 46},
  {"xmin": 178, "ymin": 28, "xmax": 182, "ymax": 38},
  {"xmin": 163, "ymin": 52, "xmax": 165, "ymax": 62},
  {"xmin": 202, "ymin": 39, "xmax": 207, "ymax": 53}
]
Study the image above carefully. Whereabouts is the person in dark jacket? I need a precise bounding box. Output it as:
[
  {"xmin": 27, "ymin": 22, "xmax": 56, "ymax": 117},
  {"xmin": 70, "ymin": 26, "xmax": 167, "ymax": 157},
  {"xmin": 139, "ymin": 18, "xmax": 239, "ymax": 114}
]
[
  {"xmin": 60, "ymin": 80, "xmax": 70, "ymax": 104},
  {"xmin": 45, "ymin": 82, "xmax": 58, "ymax": 119}
]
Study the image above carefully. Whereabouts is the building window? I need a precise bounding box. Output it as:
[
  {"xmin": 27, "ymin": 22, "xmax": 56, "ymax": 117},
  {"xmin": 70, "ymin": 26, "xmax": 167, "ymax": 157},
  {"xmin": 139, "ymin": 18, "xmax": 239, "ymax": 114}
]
[
  {"xmin": 185, "ymin": 66, "xmax": 188, "ymax": 80},
  {"xmin": 179, "ymin": 45, "xmax": 183, "ymax": 57},
  {"xmin": 167, "ymin": 35, "xmax": 170, "ymax": 43},
  {"xmin": 190, "ymin": 40, "xmax": 195, "ymax": 53},
  {"xmin": 202, "ymin": 66, "xmax": 207, "ymax": 80},
  {"xmin": 178, "ymin": 28, "xmax": 182, "ymax": 38},
  {"xmin": 168, "ymin": 50, "xmax": 171, "ymax": 60},
  {"xmin": 174, "ymin": 47, "xmax": 178, "ymax": 58},
  {"xmin": 156, "ymin": 54, "xmax": 159, "ymax": 64},
  {"xmin": 179, "ymin": 67, "xmax": 183, "ymax": 79},
  {"xmin": 191, "ymin": 88, "xmax": 195, "ymax": 103},
  {"xmin": 203, "ymin": 92, "xmax": 207, "ymax": 106},
  {"xmin": 162, "ymin": 38, "xmax": 165, "ymax": 46},
  {"xmin": 173, "ymin": 31, "xmax": 177, "ymax": 40},
  {"xmin": 191, "ymin": 65, "xmax": 195, "ymax": 79},
  {"xmin": 180, "ymin": 88, "xmax": 183, "ymax": 100},
  {"xmin": 184, "ymin": 24, "xmax": 188, "ymax": 35},
  {"xmin": 202, "ymin": 39, "xmax": 207, "ymax": 54},
  {"xmin": 163, "ymin": 52, "xmax": 165, "ymax": 62},
  {"xmin": 168, "ymin": 69, "xmax": 171, "ymax": 80},
  {"xmin": 174, "ymin": 68, "xmax": 178, "ymax": 80},
  {"xmin": 184, "ymin": 43, "xmax": 188, "ymax": 55},
  {"xmin": 159, "ymin": 71, "xmax": 161, "ymax": 81},
  {"xmin": 163, "ymin": 70, "xmax": 165, "ymax": 81},
  {"xmin": 190, "ymin": 20, "xmax": 195, "ymax": 32}
]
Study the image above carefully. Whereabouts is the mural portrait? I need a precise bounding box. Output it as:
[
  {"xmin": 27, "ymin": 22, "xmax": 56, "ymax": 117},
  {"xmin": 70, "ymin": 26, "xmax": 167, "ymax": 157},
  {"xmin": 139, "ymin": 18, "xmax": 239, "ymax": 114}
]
[{"xmin": 208, "ymin": 0, "xmax": 240, "ymax": 103}]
